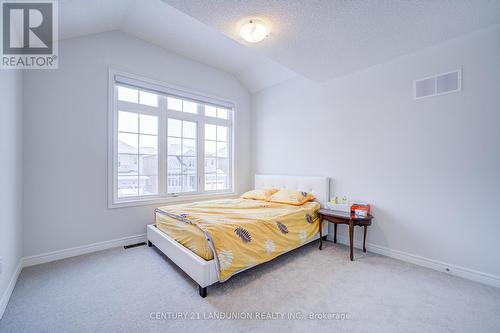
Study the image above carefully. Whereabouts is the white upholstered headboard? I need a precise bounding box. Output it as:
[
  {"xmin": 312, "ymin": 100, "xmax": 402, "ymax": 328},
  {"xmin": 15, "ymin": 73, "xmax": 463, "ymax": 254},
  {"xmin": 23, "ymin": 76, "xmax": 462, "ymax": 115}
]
[{"xmin": 254, "ymin": 174, "xmax": 330, "ymax": 207}]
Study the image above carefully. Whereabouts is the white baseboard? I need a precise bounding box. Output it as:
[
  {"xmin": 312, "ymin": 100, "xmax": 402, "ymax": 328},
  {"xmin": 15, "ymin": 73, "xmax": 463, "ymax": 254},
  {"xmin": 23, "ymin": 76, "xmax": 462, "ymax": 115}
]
[
  {"xmin": 330, "ymin": 234, "xmax": 500, "ymax": 288},
  {"xmin": 0, "ymin": 260, "xmax": 22, "ymax": 320},
  {"xmin": 22, "ymin": 234, "xmax": 147, "ymax": 267}
]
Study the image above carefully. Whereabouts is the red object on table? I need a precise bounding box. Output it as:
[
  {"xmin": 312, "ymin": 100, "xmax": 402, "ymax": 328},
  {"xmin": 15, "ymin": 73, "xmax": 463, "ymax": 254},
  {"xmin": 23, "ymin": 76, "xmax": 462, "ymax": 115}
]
[{"xmin": 351, "ymin": 203, "xmax": 370, "ymax": 217}]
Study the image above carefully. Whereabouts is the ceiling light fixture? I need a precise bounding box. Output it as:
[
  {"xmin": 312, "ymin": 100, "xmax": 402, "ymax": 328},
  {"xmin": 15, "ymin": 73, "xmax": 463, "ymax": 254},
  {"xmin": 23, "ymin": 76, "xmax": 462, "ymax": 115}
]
[{"xmin": 239, "ymin": 19, "xmax": 268, "ymax": 43}]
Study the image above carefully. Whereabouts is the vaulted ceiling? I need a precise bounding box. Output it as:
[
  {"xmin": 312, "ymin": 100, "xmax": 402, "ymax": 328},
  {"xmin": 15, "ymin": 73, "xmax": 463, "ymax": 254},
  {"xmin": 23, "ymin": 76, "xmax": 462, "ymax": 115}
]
[{"xmin": 59, "ymin": 0, "xmax": 500, "ymax": 92}]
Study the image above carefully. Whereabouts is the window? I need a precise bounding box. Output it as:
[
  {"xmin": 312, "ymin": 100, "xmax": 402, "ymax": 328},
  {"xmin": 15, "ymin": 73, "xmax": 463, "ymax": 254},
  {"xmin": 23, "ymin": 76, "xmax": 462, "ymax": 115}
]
[
  {"xmin": 204, "ymin": 105, "xmax": 229, "ymax": 119},
  {"xmin": 117, "ymin": 110, "xmax": 158, "ymax": 198},
  {"xmin": 167, "ymin": 119, "xmax": 197, "ymax": 193},
  {"xmin": 204, "ymin": 124, "xmax": 229, "ymax": 190},
  {"xmin": 110, "ymin": 72, "xmax": 234, "ymax": 206}
]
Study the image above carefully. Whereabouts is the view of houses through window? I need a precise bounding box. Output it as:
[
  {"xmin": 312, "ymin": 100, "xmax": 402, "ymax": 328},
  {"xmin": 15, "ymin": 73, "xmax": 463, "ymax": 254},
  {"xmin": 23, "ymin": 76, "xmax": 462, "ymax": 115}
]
[
  {"xmin": 167, "ymin": 118, "xmax": 197, "ymax": 193},
  {"xmin": 113, "ymin": 78, "xmax": 233, "ymax": 203},
  {"xmin": 117, "ymin": 111, "xmax": 158, "ymax": 197},
  {"xmin": 204, "ymin": 123, "xmax": 229, "ymax": 190}
]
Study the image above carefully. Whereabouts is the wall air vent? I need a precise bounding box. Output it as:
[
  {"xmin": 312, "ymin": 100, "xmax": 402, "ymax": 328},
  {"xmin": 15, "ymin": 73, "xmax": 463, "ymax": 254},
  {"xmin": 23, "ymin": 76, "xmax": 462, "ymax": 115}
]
[{"xmin": 414, "ymin": 69, "xmax": 462, "ymax": 99}]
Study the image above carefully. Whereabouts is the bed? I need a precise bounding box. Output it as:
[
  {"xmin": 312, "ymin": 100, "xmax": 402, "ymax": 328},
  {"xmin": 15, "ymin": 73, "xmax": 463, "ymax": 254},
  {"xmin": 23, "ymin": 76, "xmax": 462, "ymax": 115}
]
[{"xmin": 147, "ymin": 174, "xmax": 330, "ymax": 297}]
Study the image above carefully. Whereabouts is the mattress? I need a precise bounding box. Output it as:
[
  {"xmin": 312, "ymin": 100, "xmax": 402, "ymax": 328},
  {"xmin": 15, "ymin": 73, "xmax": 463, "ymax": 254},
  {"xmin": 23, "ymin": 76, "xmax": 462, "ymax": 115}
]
[{"xmin": 155, "ymin": 198, "xmax": 321, "ymax": 281}]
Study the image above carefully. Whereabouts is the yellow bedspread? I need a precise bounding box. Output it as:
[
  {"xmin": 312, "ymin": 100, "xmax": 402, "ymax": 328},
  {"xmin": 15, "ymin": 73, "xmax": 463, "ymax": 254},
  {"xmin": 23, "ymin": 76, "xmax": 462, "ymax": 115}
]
[
  {"xmin": 156, "ymin": 212, "xmax": 214, "ymax": 260},
  {"xmin": 155, "ymin": 198, "xmax": 321, "ymax": 282}
]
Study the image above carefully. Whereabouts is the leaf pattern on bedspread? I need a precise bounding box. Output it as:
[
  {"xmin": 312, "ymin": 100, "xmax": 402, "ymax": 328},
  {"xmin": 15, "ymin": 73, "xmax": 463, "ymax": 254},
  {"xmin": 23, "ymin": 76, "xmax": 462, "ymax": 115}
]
[
  {"xmin": 218, "ymin": 249, "xmax": 233, "ymax": 271},
  {"xmin": 276, "ymin": 222, "xmax": 289, "ymax": 234},
  {"xmin": 305, "ymin": 214, "xmax": 314, "ymax": 224},
  {"xmin": 234, "ymin": 226, "xmax": 252, "ymax": 243},
  {"xmin": 299, "ymin": 230, "xmax": 308, "ymax": 244},
  {"xmin": 265, "ymin": 240, "xmax": 276, "ymax": 255}
]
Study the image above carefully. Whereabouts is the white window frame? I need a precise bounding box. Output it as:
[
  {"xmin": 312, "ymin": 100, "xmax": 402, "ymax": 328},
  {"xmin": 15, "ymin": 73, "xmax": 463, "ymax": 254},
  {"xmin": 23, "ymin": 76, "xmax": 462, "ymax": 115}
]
[{"xmin": 108, "ymin": 69, "xmax": 236, "ymax": 208}]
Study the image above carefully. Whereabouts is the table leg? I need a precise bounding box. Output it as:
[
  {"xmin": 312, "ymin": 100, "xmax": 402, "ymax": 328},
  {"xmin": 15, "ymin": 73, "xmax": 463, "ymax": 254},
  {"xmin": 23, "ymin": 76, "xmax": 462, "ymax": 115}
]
[
  {"xmin": 349, "ymin": 220, "xmax": 354, "ymax": 261},
  {"xmin": 319, "ymin": 217, "xmax": 323, "ymax": 250},
  {"xmin": 363, "ymin": 225, "xmax": 367, "ymax": 252},
  {"xmin": 334, "ymin": 223, "xmax": 337, "ymax": 243}
]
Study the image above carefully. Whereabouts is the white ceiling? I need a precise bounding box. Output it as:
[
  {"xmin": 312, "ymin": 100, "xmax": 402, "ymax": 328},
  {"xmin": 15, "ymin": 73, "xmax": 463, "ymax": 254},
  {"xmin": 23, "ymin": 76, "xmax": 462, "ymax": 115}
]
[
  {"xmin": 59, "ymin": 0, "xmax": 500, "ymax": 92},
  {"xmin": 58, "ymin": 0, "xmax": 296, "ymax": 93},
  {"xmin": 165, "ymin": 0, "xmax": 500, "ymax": 81}
]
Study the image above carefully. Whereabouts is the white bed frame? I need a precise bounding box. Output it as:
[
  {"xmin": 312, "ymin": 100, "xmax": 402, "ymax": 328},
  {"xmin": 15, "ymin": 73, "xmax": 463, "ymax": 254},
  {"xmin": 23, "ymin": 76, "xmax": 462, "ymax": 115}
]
[{"xmin": 147, "ymin": 174, "xmax": 330, "ymax": 297}]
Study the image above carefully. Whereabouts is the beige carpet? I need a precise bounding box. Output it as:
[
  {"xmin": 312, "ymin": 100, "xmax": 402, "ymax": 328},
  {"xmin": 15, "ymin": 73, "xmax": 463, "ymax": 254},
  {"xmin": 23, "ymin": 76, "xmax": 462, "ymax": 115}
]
[{"xmin": 1, "ymin": 241, "xmax": 499, "ymax": 333}]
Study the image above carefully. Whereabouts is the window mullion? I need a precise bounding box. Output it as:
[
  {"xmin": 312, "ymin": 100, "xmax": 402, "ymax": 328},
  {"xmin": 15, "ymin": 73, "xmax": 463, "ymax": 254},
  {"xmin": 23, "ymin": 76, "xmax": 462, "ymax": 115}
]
[
  {"xmin": 159, "ymin": 95, "xmax": 168, "ymax": 197},
  {"xmin": 137, "ymin": 115, "xmax": 141, "ymax": 198},
  {"xmin": 198, "ymin": 108, "xmax": 205, "ymax": 193},
  {"xmin": 113, "ymin": 85, "xmax": 119, "ymax": 203},
  {"xmin": 116, "ymin": 100, "xmax": 158, "ymax": 116},
  {"xmin": 229, "ymin": 121, "xmax": 233, "ymax": 192}
]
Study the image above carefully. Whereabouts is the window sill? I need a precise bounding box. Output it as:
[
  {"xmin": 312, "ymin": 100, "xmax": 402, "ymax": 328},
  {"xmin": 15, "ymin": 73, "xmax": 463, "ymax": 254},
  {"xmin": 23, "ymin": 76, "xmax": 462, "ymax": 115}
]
[{"xmin": 108, "ymin": 191, "xmax": 238, "ymax": 209}]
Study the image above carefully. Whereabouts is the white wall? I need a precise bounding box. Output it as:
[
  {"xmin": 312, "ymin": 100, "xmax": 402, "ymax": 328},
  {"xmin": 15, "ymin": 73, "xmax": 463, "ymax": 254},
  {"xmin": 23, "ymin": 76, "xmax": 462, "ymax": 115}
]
[
  {"xmin": 0, "ymin": 70, "xmax": 23, "ymax": 315},
  {"xmin": 253, "ymin": 26, "xmax": 500, "ymax": 278},
  {"xmin": 23, "ymin": 31, "xmax": 252, "ymax": 257}
]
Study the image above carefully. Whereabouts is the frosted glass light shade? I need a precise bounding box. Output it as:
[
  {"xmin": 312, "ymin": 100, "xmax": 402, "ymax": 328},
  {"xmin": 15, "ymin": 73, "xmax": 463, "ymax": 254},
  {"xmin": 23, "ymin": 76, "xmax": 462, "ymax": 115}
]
[{"xmin": 240, "ymin": 19, "xmax": 268, "ymax": 43}]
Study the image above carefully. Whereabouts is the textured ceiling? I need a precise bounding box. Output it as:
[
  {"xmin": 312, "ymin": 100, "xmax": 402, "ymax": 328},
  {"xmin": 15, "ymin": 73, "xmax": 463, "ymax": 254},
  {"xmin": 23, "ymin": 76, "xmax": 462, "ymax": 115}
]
[
  {"xmin": 58, "ymin": 0, "xmax": 296, "ymax": 93},
  {"xmin": 165, "ymin": 0, "xmax": 500, "ymax": 81},
  {"xmin": 57, "ymin": 0, "xmax": 500, "ymax": 91},
  {"xmin": 120, "ymin": 0, "xmax": 296, "ymax": 92}
]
